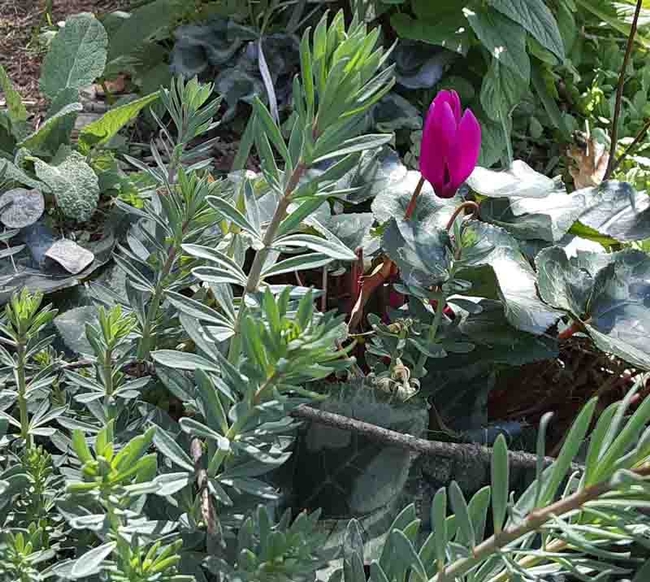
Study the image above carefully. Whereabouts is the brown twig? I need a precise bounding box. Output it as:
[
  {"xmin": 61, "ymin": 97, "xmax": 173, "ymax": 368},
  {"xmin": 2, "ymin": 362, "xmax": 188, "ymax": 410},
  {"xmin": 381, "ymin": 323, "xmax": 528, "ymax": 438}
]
[
  {"xmin": 191, "ymin": 438, "xmax": 222, "ymax": 562},
  {"xmin": 290, "ymin": 404, "xmax": 582, "ymax": 473},
  {"xmin": 609, "ymin": 117, "xmax": 650, "ymax": 175},
  {"xmin": 605, "ymin": 0, "xmax": 644, "ymax": 180}
]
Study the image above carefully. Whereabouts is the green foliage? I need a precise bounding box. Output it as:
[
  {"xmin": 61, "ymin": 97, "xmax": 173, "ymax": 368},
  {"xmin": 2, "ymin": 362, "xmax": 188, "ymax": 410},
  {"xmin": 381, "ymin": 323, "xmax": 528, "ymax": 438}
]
[
  {"xmin": 331, "ymin": 392, "xmax": 650, "ymax": 582},
  {"xmin": 384, "ymin": 0, "xmax": 566, "ymax": 162},
  {"xmin": 39, "ymin": 13, "xmax": 109, "ymax": 100},
  {"xmin": 34, "ymin": 150, "xmax": 100, "ymax": 222},
  {"xmin": 2, "ymin": 7, "xmax": 650, "ymax": 582}
]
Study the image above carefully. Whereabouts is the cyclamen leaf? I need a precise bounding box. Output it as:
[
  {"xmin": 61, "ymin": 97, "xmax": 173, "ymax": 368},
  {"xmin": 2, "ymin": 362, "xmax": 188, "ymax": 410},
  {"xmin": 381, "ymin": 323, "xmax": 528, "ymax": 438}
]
[
  {"xmin": 487, "ymin": 0, "xmax": 565, "ymax": 60},
  {"xmin": 40, "ymin": 14, "xmax": 108, "ymax": 99},
  {"xmin": 34, "ymin": 151, "xmax": 100, "ymax": 222},
  {"xmin": 78, "ymin": 92, "xmax": 159, "ymax": 153},
  {"xmin": 468, "ymin": 160, "xmax": 556, "ymax": 199}
]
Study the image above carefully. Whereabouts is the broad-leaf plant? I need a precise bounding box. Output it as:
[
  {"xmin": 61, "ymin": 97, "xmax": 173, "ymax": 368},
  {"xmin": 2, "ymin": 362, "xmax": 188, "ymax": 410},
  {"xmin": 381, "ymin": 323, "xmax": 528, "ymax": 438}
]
[{"xmin": 1, "ymin": 8, "xmax": 650, "ymax": 582}]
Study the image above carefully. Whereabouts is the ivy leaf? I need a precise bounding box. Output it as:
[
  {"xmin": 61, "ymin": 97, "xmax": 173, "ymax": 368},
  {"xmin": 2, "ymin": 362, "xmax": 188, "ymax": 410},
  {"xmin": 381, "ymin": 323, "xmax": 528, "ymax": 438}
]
[
  {"xmin": 34, "ymin": 151, "xmax": 100, "ymax": 222},
  {"xmin": 78, "ymin": 92, "xmax": 159, "ymax": 153},
  {"xmin": 460, "ymin": 221, "xmax": 562, "ymax": 335},
  {"xmin": 536, "ymin": 247, "xmax": 650, "ymax": 370},
  {"xmin": 465, "ymin": 7, "xmax": 530, "ymax": 81},
  {"xmin": 487, "ymin": 0, "xmax": 564, "ymax": 60},
  {"xmin": 577, "ymin": 181, "xmax": 650, "ymax": 242},
  {"xmin": 40, "ymin": 14, "xmax": 108, "ymax": 99}
]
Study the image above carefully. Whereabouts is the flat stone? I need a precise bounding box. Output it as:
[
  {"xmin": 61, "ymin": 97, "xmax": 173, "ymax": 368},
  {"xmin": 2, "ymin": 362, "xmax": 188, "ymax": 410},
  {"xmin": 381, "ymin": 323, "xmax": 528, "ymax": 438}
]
[{"xmin": 45, "ymin": 239, "xmax": 94, "ymax": 274}]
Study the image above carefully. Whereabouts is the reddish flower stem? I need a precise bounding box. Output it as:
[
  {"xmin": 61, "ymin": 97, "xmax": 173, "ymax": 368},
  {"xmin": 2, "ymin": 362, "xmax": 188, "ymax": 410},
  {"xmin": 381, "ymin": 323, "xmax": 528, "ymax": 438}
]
[
  {"xmin": 558, "ymin": 319, "xmax": 591, "ymax": 341},
  {"xmin": 404, "ymin": 175, "xmax": 426, "ymax": 220},
  {"xmin": 445, "ymin": 201, "xmax": 480, "ymax": 232}
]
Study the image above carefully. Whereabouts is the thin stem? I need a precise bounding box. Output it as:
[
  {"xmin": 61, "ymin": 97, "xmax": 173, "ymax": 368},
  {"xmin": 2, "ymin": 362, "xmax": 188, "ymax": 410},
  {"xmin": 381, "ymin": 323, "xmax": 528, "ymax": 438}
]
[
  {"xmin": 102, "ymin": 347, "xmax": 115, "ymax": 422},
  {"xmin": 486, "ymin": 539, "xmax": 567, "ymax": 582},
  {"xmin": 445, "ymin": 201, "xmax": 480, "ymax": 232},
  {"xmin": 413, "ymin": 294, "xmax": 447, "ymax": 378},
  {"xmin": 15, "ymin": 342, "xmax": 31, "ymax": 449},
  {"xmin": 429, "ymin": 465, "xmax": 650, "ymax": 582},
  {"xmin": 609, "ymin": 117, "xmax": 650, "ymax": 175},
  {"xmin": 191, "ymin": 437, "xmax": 221, "ymax": 562},
  {"xmin": 137, "ymin": 211, "xmax": 190, "ymax": 360},
  {"xmin": 605, "ymin": 0, "xmax": 644, "ymax": 180},
  {"xmin": 228, "ymin": 162, "xmax": 307, "ymax": 363},
  {"xmin": 405, "ymin": 176, "xmax": 426, "ymax": 220},
  {"xmin": 137, "ymin": 257, "xmax": 172, "ymax": 361}
]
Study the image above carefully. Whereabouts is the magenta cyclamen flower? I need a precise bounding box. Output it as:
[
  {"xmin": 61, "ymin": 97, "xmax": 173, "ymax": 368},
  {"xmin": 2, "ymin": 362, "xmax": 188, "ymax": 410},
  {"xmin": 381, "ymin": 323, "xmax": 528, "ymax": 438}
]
[{"xmin": 420, "ymin": 90, "xmax": 481, "ymax": 199}]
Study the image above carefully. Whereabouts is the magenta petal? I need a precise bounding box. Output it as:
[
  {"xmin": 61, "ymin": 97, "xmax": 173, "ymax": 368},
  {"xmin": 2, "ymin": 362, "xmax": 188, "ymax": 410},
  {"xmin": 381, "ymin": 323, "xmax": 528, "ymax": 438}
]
[
  {"xmin": 436, "ymin": 183, "xmax": 458, "ymax": 198},
  {"xmin": 433, "ymin": 90, "xmax": 461, "ymax": 122},
  {"xmin": 420, "ymin": 103, "xmax": 445, "ymax": 185},
  {"xmin": 447, "ymin": 109, "xmax": 481, "ymax": 188},
  {"xmin": 434, "ymin": 101, "xmax": 458, "ymax": 153}
]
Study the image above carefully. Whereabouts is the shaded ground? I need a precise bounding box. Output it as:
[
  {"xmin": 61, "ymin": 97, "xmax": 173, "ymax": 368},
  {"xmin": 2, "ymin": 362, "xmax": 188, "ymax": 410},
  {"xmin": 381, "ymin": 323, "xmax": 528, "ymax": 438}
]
[{"xmin": 0, "ymin": 0, "xmax": 130, "ymax": 103}]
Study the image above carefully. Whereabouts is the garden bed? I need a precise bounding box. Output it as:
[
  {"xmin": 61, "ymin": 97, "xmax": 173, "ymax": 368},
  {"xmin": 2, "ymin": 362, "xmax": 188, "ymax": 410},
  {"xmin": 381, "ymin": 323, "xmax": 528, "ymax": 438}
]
[{"xmin": 1, "ymin": 2, "xmax": 650, "ymax": 581}]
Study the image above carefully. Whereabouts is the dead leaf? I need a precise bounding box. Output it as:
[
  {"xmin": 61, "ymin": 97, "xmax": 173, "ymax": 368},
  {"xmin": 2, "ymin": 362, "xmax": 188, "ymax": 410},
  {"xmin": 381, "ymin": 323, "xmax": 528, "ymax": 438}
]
[{"xmin": 567, "ymin": 132, "xmax": 609, "ymax": 189}]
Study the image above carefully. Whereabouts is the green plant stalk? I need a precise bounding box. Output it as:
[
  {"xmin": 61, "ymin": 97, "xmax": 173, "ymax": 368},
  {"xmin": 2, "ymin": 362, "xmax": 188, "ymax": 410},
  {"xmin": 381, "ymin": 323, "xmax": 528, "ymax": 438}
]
[
  {"xmin": 102, "ymin": 347, "xmax": 115, "ymax": 421},
  {"xmin": 137, "ymin": 218, "xmax": 189, "ymax": 360},
  {"xmin": 137, "ymin": 149, "xmax": 184, "ymax": 360},
  {"xmin": 485, "ymin": 539, "xmax": 567, "ymax": 582},
  {"xmin": 228, "ymin": 162, "xmax": 307, "ymax": 363},
  {"xmin": 429, "ymin": 464, "xmax": 650, "ymax": 582},
  {"xmin": 15, "ymin": 342, "xmax": 31, "ymax": 448},
  {"xmin": 414, "ymin": 293, "xmax": 447, "ymax": 379}
]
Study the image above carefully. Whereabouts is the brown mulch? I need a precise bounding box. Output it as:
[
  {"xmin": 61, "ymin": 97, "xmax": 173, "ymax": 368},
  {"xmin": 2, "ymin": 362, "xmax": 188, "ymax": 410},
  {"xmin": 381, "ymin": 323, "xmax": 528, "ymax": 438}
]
[
  {"xmin": 489, "ymin": 337, "xmax": 649, "ymax": 454},
  {"xmin": 0, "ymin": 0, "xmax": 131, "ymax": 103}
]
